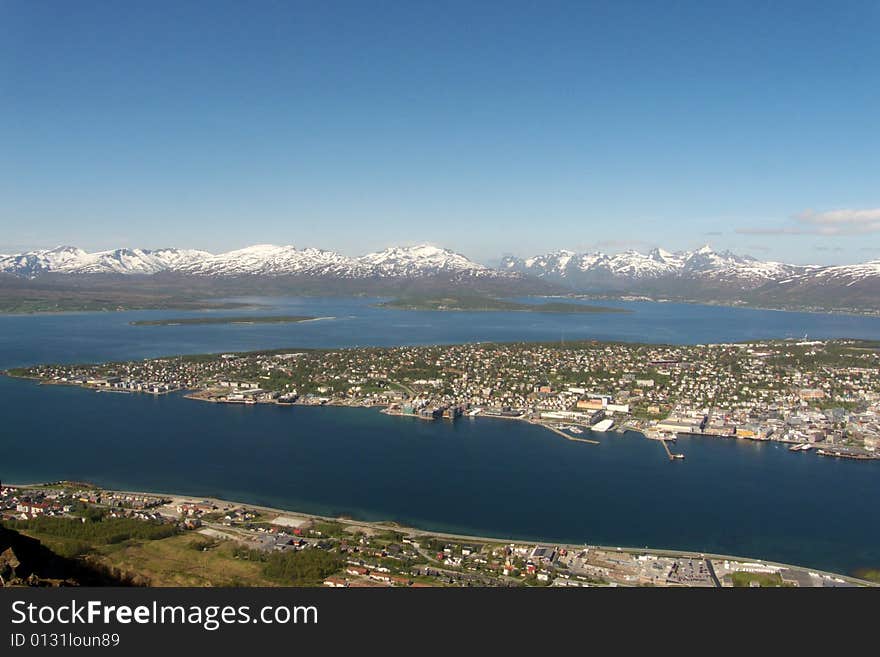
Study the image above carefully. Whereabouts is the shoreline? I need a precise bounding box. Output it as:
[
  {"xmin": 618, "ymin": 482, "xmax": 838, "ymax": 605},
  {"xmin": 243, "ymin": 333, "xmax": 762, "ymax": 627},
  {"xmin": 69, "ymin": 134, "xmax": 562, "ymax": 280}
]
[
  {"xmin": 38, "ymin": 379, "xmax": 609, "ymax": 446},
  {"xmin": 8, "ymin": 374, "xmax": 878, "ymax": 459},
  {"xmin": 129, "ymin": 315, "xmax": 335, "ymax": 327},
  {"xmin": 380, "ymin": 405, "xmax": 602, "ymax": 444},
  {"xmin": 565, "ymin": 295, "xmax": 880, "ymax": 319},
  {"xmin": 5, "ymin": 481, "xmax": 875, "ymax": 587},
  {"xmin": 0, "ymin": 302, "xmax": 269, "ymax": 317},
  {"xmin": 374, "ymin": 302, "xmax": 630, "ymax": 315},
  {"xmin": 3, "ymin": 294, "xmax": 880, "ymax": 318}
]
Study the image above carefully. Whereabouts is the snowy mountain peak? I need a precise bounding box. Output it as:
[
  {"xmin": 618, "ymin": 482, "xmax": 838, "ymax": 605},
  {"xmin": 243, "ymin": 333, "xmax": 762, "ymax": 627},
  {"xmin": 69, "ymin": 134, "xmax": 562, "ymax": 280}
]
[
  {"xmin": 649, "ymin": 247, "xmax": 676, "ymax": 261},
  {"xmin": 358, "ymin": 244, "xmax": 489, "ymax": 277},
  {"xmin": 47, "ymin": 245, "xmax": 87, "ymax": 256},
  {"xmin": 227, "ymin": 244, "xmax": 291, "ymax": 255}
]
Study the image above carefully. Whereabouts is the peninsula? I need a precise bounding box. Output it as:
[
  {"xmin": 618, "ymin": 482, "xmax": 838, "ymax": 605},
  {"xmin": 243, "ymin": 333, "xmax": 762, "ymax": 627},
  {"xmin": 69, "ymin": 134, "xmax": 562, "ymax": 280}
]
[{"xmin": 7, "ymin": 338, "xmax": 880, "ymax": 460}]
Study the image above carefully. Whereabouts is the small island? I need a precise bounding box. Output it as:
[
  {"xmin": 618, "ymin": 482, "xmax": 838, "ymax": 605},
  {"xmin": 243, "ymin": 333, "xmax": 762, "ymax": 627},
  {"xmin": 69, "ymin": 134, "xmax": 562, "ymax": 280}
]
[
  {"xmin": 378, "ymin": 295, "xmax": 629, "ymax": 313},
  {"xmin": 131, "ymin": 315, "xmax": 318, "ymax": 326}
]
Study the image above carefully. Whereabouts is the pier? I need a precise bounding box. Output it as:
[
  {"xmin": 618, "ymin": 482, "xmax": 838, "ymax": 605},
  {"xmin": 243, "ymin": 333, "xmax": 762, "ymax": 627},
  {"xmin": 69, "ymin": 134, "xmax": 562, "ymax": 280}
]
[
  {"xmin": 538, "ymin": 422, "xmax": 600, "ymax": 445},
  {"xmin": 651, "ymin": 433, "xmax": 686, "ymax": 461}
]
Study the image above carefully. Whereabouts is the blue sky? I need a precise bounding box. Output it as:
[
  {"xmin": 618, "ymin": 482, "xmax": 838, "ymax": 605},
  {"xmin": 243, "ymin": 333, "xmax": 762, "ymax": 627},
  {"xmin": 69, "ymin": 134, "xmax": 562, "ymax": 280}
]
[{"xmin": 2, "ymin": 1, "xmax": 878, "ymax": 265}]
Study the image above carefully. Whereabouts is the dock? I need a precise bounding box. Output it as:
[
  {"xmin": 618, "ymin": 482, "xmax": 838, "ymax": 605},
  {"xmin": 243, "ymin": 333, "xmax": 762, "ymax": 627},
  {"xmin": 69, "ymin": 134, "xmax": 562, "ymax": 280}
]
[
  {"xmin": 655, "ymin": 435, "xmax": 686, "ymax": 461},
  {"xmin": 816, "ymin": 448, "xmax": 879, "ymax": 461},
  {"xmin": 538, "ymin": 422, "xmax": 599, "ymax": 445}
]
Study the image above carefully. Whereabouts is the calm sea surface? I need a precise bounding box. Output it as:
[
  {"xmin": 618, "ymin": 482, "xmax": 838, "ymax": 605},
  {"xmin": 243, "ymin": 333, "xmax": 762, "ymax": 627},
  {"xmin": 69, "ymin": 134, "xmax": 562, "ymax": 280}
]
[
  {"xmin": 1, "ymin": 298, "xmax": 879, "ymax": 574},
  {"xmin": 2, "ymin": 296, "xmax": 880, "ymax": 368}
]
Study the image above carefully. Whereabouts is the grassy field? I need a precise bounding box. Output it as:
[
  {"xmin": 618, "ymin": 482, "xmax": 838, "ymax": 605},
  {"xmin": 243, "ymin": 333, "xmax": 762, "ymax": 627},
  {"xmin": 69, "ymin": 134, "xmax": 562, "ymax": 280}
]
[
  {"xmin": 852, "ymin": 569, "xmax": 880, "ymax": 584},
  {"xmin": 8, "ymin": 520, "xmax": 276, "ymax": 586},
  {"xmin": 89, "ymin": 534, "xmax": 278, "ymax": 587},
  {"xmin": 730, "ymin": 571, "xmax": 787, "ymax": 587}
]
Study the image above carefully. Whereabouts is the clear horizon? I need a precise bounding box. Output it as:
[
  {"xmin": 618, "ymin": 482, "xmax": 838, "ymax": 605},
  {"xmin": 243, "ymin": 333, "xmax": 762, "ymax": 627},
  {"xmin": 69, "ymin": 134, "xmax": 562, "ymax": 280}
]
[{"xmin": 2, "ymin": 1, "xmax": 879, "ymax": 266}]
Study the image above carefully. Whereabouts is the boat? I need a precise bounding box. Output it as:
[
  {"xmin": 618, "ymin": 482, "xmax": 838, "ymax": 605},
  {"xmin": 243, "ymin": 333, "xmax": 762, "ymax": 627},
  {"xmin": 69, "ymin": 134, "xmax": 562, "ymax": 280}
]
[{"xmin": 568, "ymin": 427, "xmax": 583, "ymax": 435}]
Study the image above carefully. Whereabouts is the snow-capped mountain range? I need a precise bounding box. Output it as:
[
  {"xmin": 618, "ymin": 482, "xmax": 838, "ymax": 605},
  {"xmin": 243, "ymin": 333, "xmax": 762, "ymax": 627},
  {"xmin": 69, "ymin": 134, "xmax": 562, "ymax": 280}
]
[
  {"xmin": 2, "ymin": 242, "xmax": 879, "ymax": 309},
  {"xmin": 0, "ymin": 244, "xmax": 498, "ymax": 279},
  {"xmin": 501, "ymin": 245, "xmax": 880, "ymax": 308},
  {"xmin": 501, "ymin": 245, "xmax": 818, "ymax": 290}
]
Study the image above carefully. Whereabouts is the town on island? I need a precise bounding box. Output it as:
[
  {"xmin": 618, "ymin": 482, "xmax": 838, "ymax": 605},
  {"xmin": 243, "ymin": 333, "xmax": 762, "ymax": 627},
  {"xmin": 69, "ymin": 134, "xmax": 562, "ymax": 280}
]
[{"xmin": 6, "ymin": 337, "xmax": 880, "ymax": 461}]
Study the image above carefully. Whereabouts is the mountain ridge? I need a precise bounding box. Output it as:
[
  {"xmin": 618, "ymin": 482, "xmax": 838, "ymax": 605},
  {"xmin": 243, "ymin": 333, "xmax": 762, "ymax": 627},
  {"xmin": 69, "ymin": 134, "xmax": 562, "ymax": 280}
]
[
  {"xmin": 502, "ymin": 245, "xmax": 880, "ymax": 310},
  {"xmin": 0, "ymin": 243, "xmax": 501, "ymax": 280},
  {"xmin": 2, "ymin": 242, "xmax": 879, "ymax": 311}
]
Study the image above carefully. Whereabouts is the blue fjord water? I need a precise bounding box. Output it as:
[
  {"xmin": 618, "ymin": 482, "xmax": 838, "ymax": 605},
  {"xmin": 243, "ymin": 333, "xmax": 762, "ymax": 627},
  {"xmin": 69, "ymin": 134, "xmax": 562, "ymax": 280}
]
[
  {"xmin": 3, "ymin": 296, "xmax": 880, "ymax": 368},
  {"xmin": 1, "ymin": 297, "xmax": 879, "ymax": 574}
]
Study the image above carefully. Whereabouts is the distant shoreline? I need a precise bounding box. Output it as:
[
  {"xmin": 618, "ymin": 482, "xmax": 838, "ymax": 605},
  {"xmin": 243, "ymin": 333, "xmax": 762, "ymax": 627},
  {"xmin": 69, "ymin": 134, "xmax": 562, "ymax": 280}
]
[
  {"xmin": 0, "ymin": 301, "xmax": 268, "ymax": 316},
  {"xmin": 376, "ymin": 295, "xmax": 629, "ymax": 313},
  {"xmin": 564, "ymin": 294, "xmax": 880, "ymax": 318},
  {"xmin": 1, "ymin": 293, "xmax": 878, "ymax": 317},
  {"xmin": 130, "ymin": 315, "xmax": 331, "ymax": 326}
]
